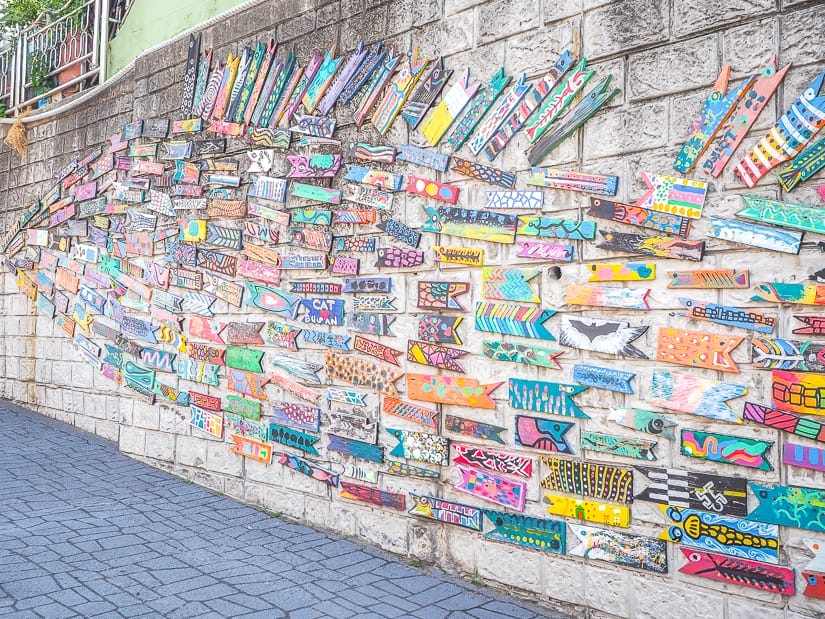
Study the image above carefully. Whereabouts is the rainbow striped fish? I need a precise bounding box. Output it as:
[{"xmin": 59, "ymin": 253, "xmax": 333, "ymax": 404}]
[{"xmin": 735, "ymin": 70, "xmax": 825, "ymax": 187}]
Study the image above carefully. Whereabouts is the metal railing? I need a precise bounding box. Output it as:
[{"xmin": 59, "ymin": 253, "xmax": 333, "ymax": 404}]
[{"xmin": 1, "ymin": 0, "xmax": 124, "ymax": 116}]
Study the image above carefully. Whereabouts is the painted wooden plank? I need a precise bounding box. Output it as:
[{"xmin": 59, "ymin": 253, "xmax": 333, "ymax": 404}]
[
  {"xmin": 737, "ymin": 194, "xmax": 825, "ymax": 235},
  {"xmin": 286, "ymin": 153, "xmax": 342, "ymax": 178},
  {"xmin": 344, "ymin": 165, "xmax": 404, "ymax": 190},
  {"xmin": 679, "ymin": 298, "xmax": 775, "ymax": 333},
  {"xmin": 514, "ymin": 240, "xmax": 574, "ymax": 262},
  {"xmin": 324, "ymin": 351, "xmax": 402, "ymax": 397},
  {"xmin": 352, "ymin": 47, "xmax": 403, "ymax": 125},
  {"xmin": 433, "ymin": 245, "xmax": 483, "ymax": 266},
  {"xmin": 709, "ymin": 215, "xmax": 802, "ymax": 254},
  {"xmin": 704, "ymin": 55, "xmax": 789, "ymax": 177},
  {"xmin": 581, "ymin": 431, "xmax": 657, "ymax": 461},
  {"xmin": 420, "ymin": 68, "xmax": 480, "ymax": 146},
  {"xmin": 597, "ymin": 230, "xmax": 704, "ymax": 261},
  {"xmin": 674, "ymin": 65, "xmax": 754, "ymax": 174},
  {"xmin": 588, "ymin": 197, "xmax": 691, "ymax": 237},
  {"xmin": 289, "ymin": 114, "xmax": 337, "ymax": 139},
  {"xmin": 371, "ymin": 46, "xmax": 429, "ymax": 135},
  {"xmin": 681, "ymin": 428, "xmax": 772, "ymax": 471},
  {"xmin": 268, "ymin": 353, "xmax": 322, "ymax": 385},
  {"xmin": 656, "ymin": 327, "xmax": 743, "ymax": 373},
  {"xmin": 353, "ymin": 335, "xmax": 402, "ymax": 366},
  {"xmin": 566, "ymin": 284, "xmax": 650, "ymax": 310},
  {"xmin": 450, "ymin": 156, "xmax": 517, "ymax": 189},
  {"xmin": 339, "ymin": 42, "xmax": 383, "ymax": 106},
  {"xmin": 481, "ymin": 341, "xmax": 563, "ymax": 370},
  {"xmin": 347, "ymin": 311, "xmax": 395, "ymax": 336},
  {"xmin": 475, "ymin": 302, "xmax": 555, "ymax": 340},
  {"xmin": 270, "ymin": 402, "xmax": 320, "ymax": 432},
  {"xmin": 735, "ymin": 70, "xmax": 825, "ymax": 187},
  {"xmin": 634, "ymin": 465, "xmax": 748, "ymax": 516},
  {"xmin": 468, "ymin": 72, "xmax": 530, "ymax": 155},
  {"xmin": 483, "ymin": 190, "xmax": 543, "ymax": 210},
  {"xmin": 454, "ymin": 466, "xmax": 526, "ymax": 511},
  {"xmin": 509, "ymin": 378, "xmax": 588, "ymax": 418},
  {"xmin": 451, "ymin": 444, "xmax": 532, "ymax": 478},
  {"xmin": 324, "ymin": 410, "xmax": 377, "ymax": 444},
  {"xmin": 772, "ymin": 370, "xmax": 825, "ymax": 415},
  {"xmin": 559, "ymin": 315, "xmax": 648, "ymax": 358},
  {"xmin": 748, "ymin": 482, "xmax": 825, "ymax": 533},
  {"xmin": 661, "ymin": 505, "xmax": 779, "ymax": 564},
  {"xmin": 649, "ymin": 370, "xmax": 747, "ymax": 423},
  {"xmin": 679, "ymin": 548, "xmax": 794, "ymax": 595},
  {"xmin": 524, "ymin": 57, "xmax": 594, "ymax": 143},
  {"xmin": 607, "ymin": 408, "xmax": 676, "ymax": 440},
  {"xmin": 409, "ymin": 495, "xmax": 481, "ymax": 531},
  {"xmin": 483, "ymin": 51, "xmax": 574, "ymax": 160},
  {"xmin": 588, "ymin": 262, "xmax": 655, "ymax": 282},
  {"xmin": 526, "ymin": 167, "xmax": 617, "ymax": 195},
  {"xmin": 527, "ymin": 75, "xmax": 620, "ymax": 165},
  {"xmin": 517, "ymin": 216, "xmax": 596, "ymax": 240},
  {"xmin": 752, "ymin": 282, "xmax": 825, "ymax": 306},
  {"xmin": 406, "ymin": 373, "xmax": 501, "ymax": 409},
  {"xmin": 570, "ymin": 524, "xmax": 667, "ymax": 573},
  {"xmin": 484, "ymin": 511, "xmax": 565, "ymax": 554},
  {"xmin": 540, "ymin": 456, "xmax": 633, "ymax": 503},
  {"xmin": 278, "ymin": 452, "xmax": 339, "ymax": 488},
  {"xmin": 481, "ymin": 268, "xmax": 539, "ymax": 303},
  {"xmin": 407, "ymin": 176, "xmax": 459, "ymax": 203},
  {"xmin": 382, "ymin": 396, "xmax": 439, "ymax": 429},
  {"xmin": 633, "ymin": 172, "xmax": 708, "ymax": 219},
  {"xmin": 290, "ymin": 182, "xmax": 341, "ymax": 205},
  {"xmin": 400, "ymin": 56, "xmax": 452, "ymax": 129},
  {"xmin": 387, "ymin": 428, "xmax": 448, "ymax": 466},
  {"xmin": 327, "ymin": 435, "xmax": 383, "ymax": 462},
  {"xmin": 407, "ymin": 340, "xmax": 467, "ymax": 372},
  {"xmin": 744, "ymin": 401, "xmax": 825, "ymax": 444},
  {"xmin": 514, "ymin": 415, "xmax": 574, "ymax": 454},
  {"xmin": 444, "ymin": 415, "xmax": 505, "ymax": 444},
  {"xmin": 445, "ymin": 68, "xmax": 510, "ymax": 150},
  {"xmin": 783, "ymin": 443, "xmax": 825, "ymax": 472},
  {"xmin": 376, "ymin": 218, "xmax": 421, "ymax": 248},
  {"xmin": 243, "ymin": 282, "xmax": 300, "ymax": 318},
  {"xmin": 394, "ymin": 144, "xmax": 448, "ymax": 172},
  {"xmin": 544, "ymin": 493, "xmax": 630, "ymax": 528},
  {"xmin": 573, "ymin": 364, "xmax": 635, "ymax": 394},
  {"xmin": 668, "ymin": 269, "xmax": 749, "ymax": 289},
  {"xmin": 422, "ymin": 206, "xmax": 518, "ymax": 243},
  {"xmin": 268, "ymin": 423, "xmax": 319, "ymax": 456},
  {"xmin": 317, "ymin": 42, "xmax": 369, "ymax": 115},
  {"xmin": 777, "ymin": 136, "xmax": 825, "ymax": 191},
  {"xmin": 340, "ymin": 481, "xmax": 405, "ymax": 511}
]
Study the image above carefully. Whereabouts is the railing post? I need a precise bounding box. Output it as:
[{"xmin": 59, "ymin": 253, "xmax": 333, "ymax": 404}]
[
  {"xmin": 14, "ymin": 31, "xmax": 25, "ymax": 113},
  {"xmin": 99, "ymin": 0, "xmax": 109, "ymax": 83}
]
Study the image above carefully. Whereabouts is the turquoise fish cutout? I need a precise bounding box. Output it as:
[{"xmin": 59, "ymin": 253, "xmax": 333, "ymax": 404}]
[
  {"xmin": 509, "ymin": 378, "xmax": 588, "ymax": 418},
  {"xmin": 748, "ymin": 483, "xmax": 825, "ymax": 533},
  {"xmin": 607, "ymin": 408, "xmax": 676, "ymax": 441},
  {"xmin": 483, "ymin": 511, "xmax": 565, "ymax": 554},
  {"xmin": 581, "ymin": 431, "xmax": 657, "ymax": 461}
]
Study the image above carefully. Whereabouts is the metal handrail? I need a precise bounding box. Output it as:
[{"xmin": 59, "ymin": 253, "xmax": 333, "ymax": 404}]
[{"xmin": 0, "ymin": 0, "xmax": 119, "ymax": 116}]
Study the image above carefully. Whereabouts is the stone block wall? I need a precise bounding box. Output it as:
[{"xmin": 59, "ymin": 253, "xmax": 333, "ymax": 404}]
[{"xmin": 1, "ymin": 0, "xmax": 824, "ymax": 617}]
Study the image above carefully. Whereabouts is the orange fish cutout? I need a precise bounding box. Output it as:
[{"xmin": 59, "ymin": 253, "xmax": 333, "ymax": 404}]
[
  {"xmin": 406, "ymin": 373, "xmax": 502, "ymax": 409},
  {"xmin": 656, "ymin": 328, "xmax": 743, "ymax": 373}
]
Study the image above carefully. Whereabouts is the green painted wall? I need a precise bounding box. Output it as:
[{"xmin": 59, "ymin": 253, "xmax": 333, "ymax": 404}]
[{"xmin": 107, "ymin": 0, "xmax": 249, "ymax": 76}]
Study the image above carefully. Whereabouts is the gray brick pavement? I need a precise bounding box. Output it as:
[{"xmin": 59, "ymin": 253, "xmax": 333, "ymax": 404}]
[{"xmin": 0, "ymin": 403, "xmax": 560, "ymax": 618}]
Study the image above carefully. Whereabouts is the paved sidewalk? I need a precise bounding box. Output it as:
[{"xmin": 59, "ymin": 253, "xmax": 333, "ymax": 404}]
[{"xmin": 0, "ymin": 402, "xmax": 555, "ymax": 618}]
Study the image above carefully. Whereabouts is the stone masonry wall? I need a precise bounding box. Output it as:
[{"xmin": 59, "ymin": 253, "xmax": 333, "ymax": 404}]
[{"xmin": 1, "ymin": 0, "xmax": 824, "ymax": 617}]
